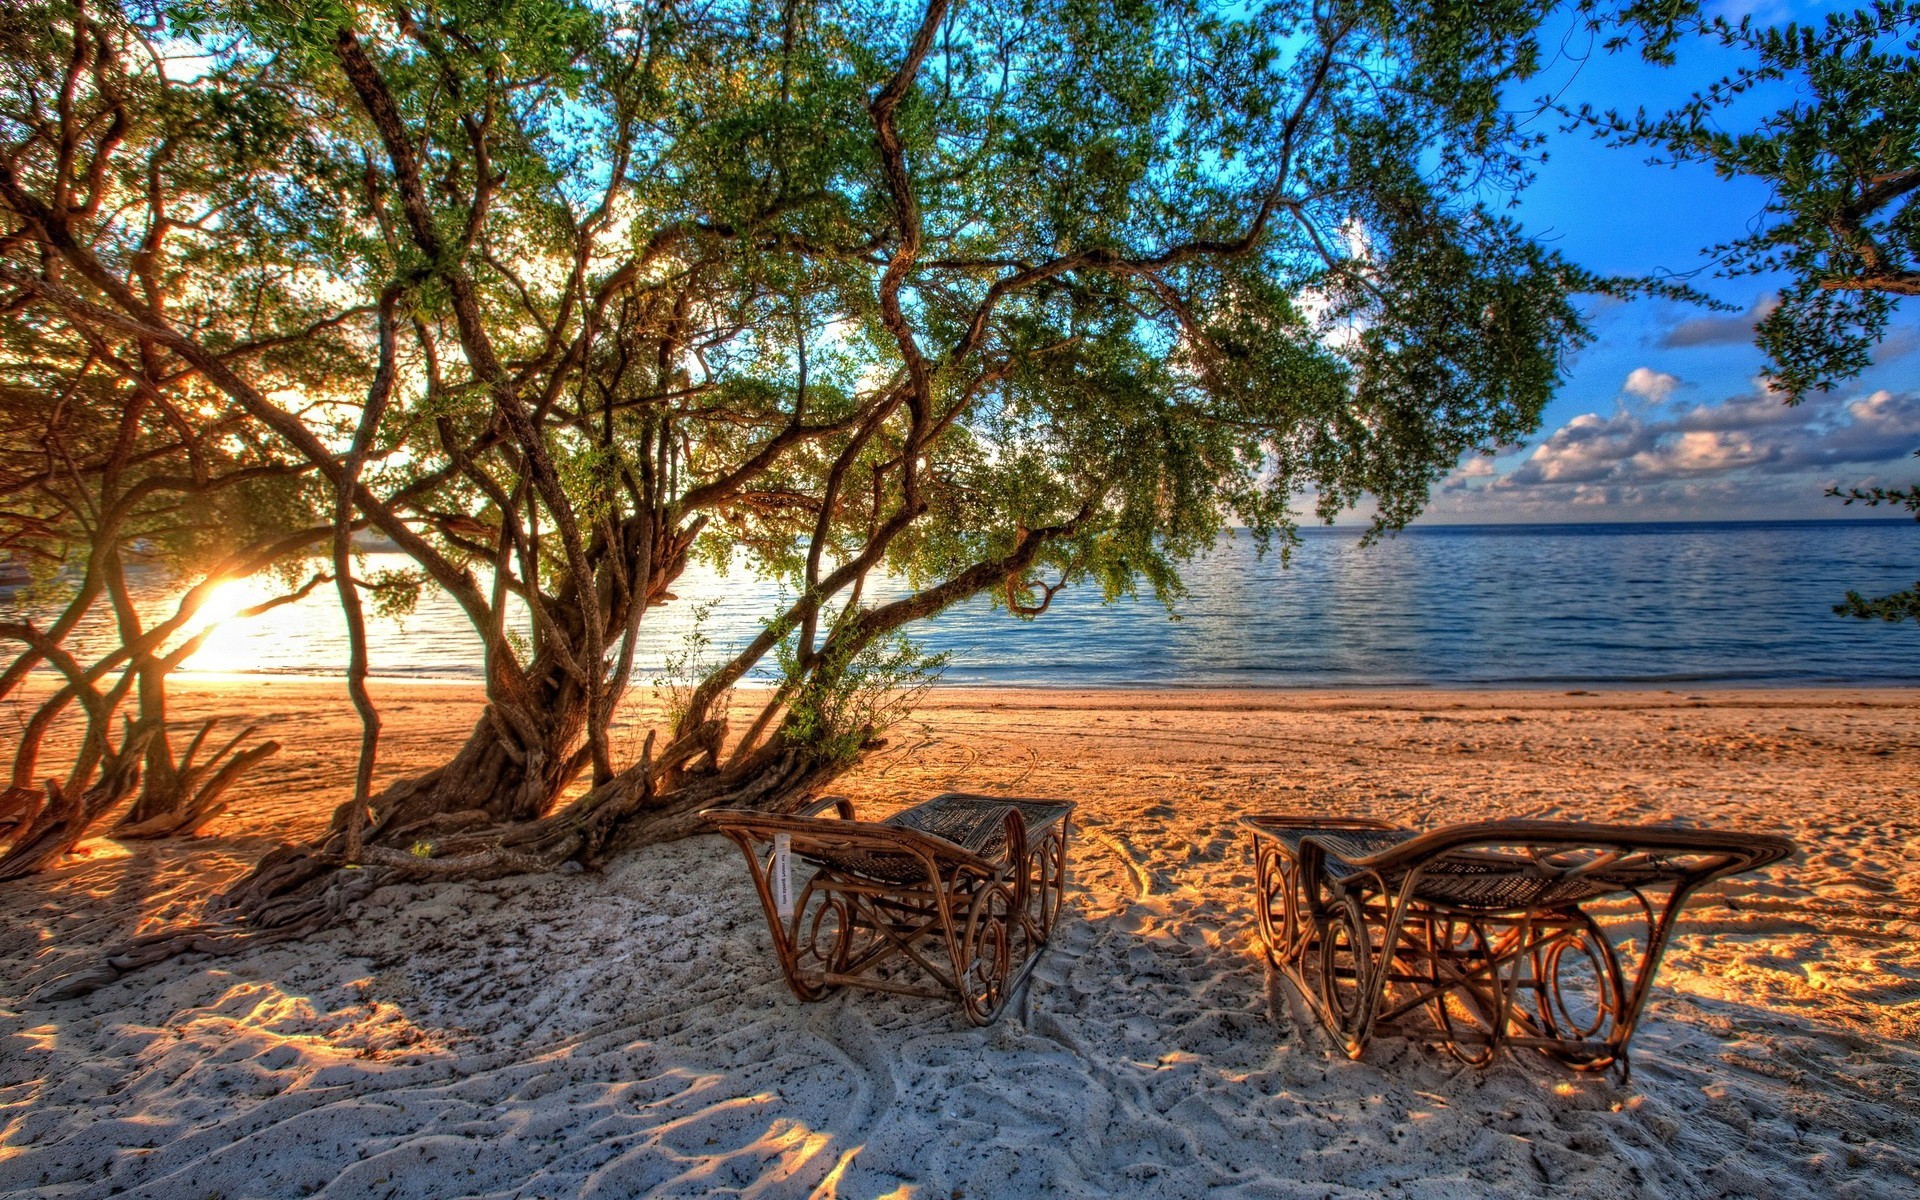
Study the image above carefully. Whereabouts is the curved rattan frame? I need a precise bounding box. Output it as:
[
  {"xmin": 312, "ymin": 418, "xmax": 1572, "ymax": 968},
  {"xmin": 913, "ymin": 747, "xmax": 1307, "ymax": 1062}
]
[
  {"xmin": 707, "ymin": 792, "xmax": 1074, "ymax": 1025},
  {"xmin": 1242, "ymin": 814, "xmax": 1795, "ymax": 1079}
]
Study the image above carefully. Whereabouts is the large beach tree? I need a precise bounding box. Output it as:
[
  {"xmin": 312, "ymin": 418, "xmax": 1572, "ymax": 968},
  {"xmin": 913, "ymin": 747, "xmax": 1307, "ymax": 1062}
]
[{"xmin": 3, "ymin": 0, "xmax": 1635, "ymax": 974}]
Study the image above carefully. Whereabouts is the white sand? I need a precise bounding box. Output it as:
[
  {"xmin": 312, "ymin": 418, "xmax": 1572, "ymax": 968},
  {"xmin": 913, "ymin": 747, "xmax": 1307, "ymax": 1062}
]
[{"xmin": 1, "ymin": 685, "xmax": 1917, "ymax": 1198}]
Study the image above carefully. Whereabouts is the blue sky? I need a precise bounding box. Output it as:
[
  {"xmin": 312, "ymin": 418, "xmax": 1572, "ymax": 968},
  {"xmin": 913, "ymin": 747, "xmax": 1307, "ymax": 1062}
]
[{"xmin": 1415, "ymin": 0, "xmax": 1919, "ymax": 524}]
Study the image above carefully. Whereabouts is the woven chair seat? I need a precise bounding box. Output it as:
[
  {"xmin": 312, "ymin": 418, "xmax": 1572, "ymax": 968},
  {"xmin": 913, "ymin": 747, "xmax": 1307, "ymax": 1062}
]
[
  {"xmin": 1275, "ymin": 825, "xmax": 1617, "ymax": 913},
  {"xmin": 1400, "ymin": 867, "xmax": 1614, "ymax": 912},
  {"xmin": 1268, "ymin": 827, "xmax": 1413, "ymax": 862},
  {"xmin": 800, "ymin": 795, "xmax": 1072, "ymax": 884}
]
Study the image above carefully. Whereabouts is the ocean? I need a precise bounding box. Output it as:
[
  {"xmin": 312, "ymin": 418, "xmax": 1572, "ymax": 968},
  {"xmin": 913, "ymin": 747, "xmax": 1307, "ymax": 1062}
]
[{"xmin": 63, "ymin": 518, "xmax": 1920, "ymax": 689}]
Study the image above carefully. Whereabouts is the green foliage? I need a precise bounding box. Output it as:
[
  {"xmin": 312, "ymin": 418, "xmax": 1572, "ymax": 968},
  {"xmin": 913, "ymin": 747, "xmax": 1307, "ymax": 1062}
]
[
  {"xmin": 1569, "ymin": 2, "xmax": 1919, "ymax": 397},
  {"xmin": 775, "ymin": 628, "xmax": 948, "ymax": 768},
  {"xmin": 1829, "ymin": 450, "xmax": 1920, "ymax": 624},
  {"xmin": 1830, "ymin": 480, "xmax": 1920, "ymax": 519},
  {"xmin": 1834, "ymin": 586, "xmax": 1920, "ymax": 623},
  {"xmin": 3, "ymin": 0, "xmax": 1670, "ymax": 790},
  {"xmin": 362, "ymin": 567, "xmax": 429, "ymax": 621}
]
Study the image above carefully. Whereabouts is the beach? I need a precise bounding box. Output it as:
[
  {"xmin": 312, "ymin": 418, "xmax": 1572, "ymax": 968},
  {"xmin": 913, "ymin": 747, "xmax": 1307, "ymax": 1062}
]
[{"xmin": 2, "ymin": 680, "xmax": 1917, "ymax": 1198}]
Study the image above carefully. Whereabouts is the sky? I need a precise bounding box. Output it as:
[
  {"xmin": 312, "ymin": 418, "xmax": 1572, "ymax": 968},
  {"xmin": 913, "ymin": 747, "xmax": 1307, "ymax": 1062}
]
[{"xmin": 1410, "ymin": 0, "xmax": 1919, "ymax": 525}]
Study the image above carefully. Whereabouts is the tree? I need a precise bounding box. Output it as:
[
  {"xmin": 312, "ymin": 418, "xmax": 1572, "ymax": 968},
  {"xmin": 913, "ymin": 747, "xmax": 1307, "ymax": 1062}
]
[
  {"xmin": 1832, "ymin": 455, "xmax": 1920, "ymax": 622},
  {"xmin": 0, "ymin": 0, "xmax": 348, "ymax": 877},
  {"xmin": 0, "ymin": 312, "xmax": 326, "ymax": 877},
  {"xmin": 4, "ymin": 0, "xmax": 1634, "ymax": 988},
  {"xmin": 1569, "ymin": 2, "xmax": 1920, "ymax": 620}
]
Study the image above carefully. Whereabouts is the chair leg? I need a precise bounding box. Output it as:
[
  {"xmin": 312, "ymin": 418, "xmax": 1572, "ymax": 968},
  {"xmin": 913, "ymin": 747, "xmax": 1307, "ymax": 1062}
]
[
  {"xmin": 1319, "ymin": 892, "xmax": 1375, "ymax": 1058},
  {"xmin": 1426, "ymin": 916, "xmax": 1500, "ymax": 1066},
  {"xmin": 956, "ymin": 880, "xmax": 1017, "ymax": 1025},
  {"xmin": 1531, "ymin": 907, "xmax": 1627, "ymax": 1071},
  {"xmin": 1252, "ymin": 838, "xmax": 1297, "ymax": 971},
  {"xmin": 722, "ymin": 833, "xmax": 829, "ymax": 1003},
  {"xmin": 1029, "ymin": 825, "xmax": 1069, "ymax": 939},
  {"xmin": 779, "ymin": 877, "xmax": 856, "ymax": 1002},
  {"xmin": 1608, "ymin": 884, "xmax": 1693, "ymax": 1066}
]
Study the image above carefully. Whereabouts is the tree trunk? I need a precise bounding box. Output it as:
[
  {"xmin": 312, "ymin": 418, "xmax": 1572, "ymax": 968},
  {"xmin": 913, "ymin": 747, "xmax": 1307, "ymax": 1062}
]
[
  {"xmin": 202, "ymin": 625, "xmax": 626, "ymax": 906},
  {"xmin": 123, "ymin": 663, "xmax": 183, "ymax": 827}
]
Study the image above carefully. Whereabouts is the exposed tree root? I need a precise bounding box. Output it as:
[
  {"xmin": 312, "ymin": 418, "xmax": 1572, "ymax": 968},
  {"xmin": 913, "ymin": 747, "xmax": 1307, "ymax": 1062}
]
[
  {"xmin": 0, "ymin": 722, "xmax": 155, "ymax": 882},
  {"xmin": 115, "ymin": 722, "xmax": 281, "ymax": 839},
  {"xmin": 0, "ymin": 785, "xmax": 38, "ymax": 835},
  {"xmin": 31, "ymin": 920, "xmax": 314, "ymax": 1003},
  {"xmin": 0, "ymin": 718, "xmax": 280, "ymax": 885},
  {"xmin": 33, "ymin": 719, "xmax": 849, "ymax": 1001}
]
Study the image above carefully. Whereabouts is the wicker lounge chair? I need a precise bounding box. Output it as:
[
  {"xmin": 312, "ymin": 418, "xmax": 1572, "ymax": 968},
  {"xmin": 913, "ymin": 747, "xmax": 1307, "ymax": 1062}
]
[
  {"xmin": 707, "ymin": 792, "xmax": 1074, "ymax": 1025},
  {"xmin": 1242, "ymin": 814, "xmax": 1795, "ymax": 1078}
]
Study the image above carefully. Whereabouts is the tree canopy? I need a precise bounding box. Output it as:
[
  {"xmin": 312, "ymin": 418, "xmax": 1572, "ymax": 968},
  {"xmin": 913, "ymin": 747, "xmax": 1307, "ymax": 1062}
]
[
  {"xmin": 0, "ymin": 0, "xmax": 1654, "ymax": 978},
  {"xmin": 1572, "ymin": 1, "xmax": 1918, "ymax": 397}
]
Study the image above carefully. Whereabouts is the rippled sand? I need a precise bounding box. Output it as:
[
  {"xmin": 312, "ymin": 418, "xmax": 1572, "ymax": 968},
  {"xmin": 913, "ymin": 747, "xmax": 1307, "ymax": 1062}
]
[{"xmin": 1, "ymin": 682, "xmax": 1916, "ymax": 1198}]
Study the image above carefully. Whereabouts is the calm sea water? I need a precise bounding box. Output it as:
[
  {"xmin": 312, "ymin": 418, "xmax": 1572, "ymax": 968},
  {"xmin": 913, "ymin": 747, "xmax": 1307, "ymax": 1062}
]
[{"xmin": 53, "ymin": 519, "xmax": 1920, "ymax": 688}]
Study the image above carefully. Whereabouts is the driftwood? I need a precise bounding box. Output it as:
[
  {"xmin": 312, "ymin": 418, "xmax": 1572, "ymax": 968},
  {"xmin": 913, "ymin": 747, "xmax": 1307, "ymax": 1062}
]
[{"xmin": 114, "ymin": 720, "xmax": 281, "ymax": 839}]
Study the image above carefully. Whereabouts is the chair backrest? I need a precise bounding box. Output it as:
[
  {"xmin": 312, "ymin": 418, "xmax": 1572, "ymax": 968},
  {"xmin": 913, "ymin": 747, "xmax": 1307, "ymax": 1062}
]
[
  {"xmin": 1310, "ymin": 819, "xmax": 1796, "ymax": 894},
  {"xmin": 704, "ymin": 808, "xmax": 1004, "ymax": 883}
]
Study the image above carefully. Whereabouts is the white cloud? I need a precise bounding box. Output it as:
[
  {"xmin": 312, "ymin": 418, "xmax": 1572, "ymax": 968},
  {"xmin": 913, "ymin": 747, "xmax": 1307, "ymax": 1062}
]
[
  {"xmin": 1437, "ymin": 454, "xmax": 1499, "ymax": 494},
  {"xmin": 1673, "ymin": 388, "xmax": 1797, "ymax": 432},
  {"xmin": 1508, "ymin": 412, "xmax": 1652, "ymax": 485},
  {"xmin": 1633, "ymin": 429, "xmax": 1769, "ymax": 476},
  {"xmin": 1622, "ymin": 367, "xmax": 1681, "ymax": 403},
  {"xmin": 1852, "ymin": 389, "xmax": 1916, "ymax": 432},
  {"xmin": 1430, "ymin": 383, "xmax": 1920, "ymax": 521}
]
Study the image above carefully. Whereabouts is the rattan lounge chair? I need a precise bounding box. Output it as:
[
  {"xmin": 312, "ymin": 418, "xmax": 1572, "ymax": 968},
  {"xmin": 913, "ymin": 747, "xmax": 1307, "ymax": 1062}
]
[
  {"xmin": 707, "ymin": 792, "xmax": 1074, "ymax": 1025},
  {"xmin": 1242, "ymin": 814, "xmax": 1795, "ymax": 1078}
]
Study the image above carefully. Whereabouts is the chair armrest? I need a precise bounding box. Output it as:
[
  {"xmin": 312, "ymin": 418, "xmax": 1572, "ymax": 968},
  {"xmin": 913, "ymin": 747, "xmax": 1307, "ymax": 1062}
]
[
  {"xmin": 1240, "ymin": 814, "xmax": 1402, "ymax": 837},
  {"xmin": 798, "ymin": 795, "xmax": 857, "ymax": 820}
]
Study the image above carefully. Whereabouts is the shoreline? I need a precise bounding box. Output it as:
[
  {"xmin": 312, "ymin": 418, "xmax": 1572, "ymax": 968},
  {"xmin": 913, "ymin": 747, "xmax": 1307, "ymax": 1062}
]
[{"xmin": 155, "ymin": 670, "xmax": 1920, "ymax": 694}]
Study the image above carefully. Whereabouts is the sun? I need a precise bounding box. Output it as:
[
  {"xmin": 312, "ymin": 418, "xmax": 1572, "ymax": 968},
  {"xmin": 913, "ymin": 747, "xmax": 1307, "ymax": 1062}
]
[
  {"xmin": 191, "ymin": 577, "xmax": 256, "ymax": 631},
  {"xmin": 169, "ymin": 571, "xmax": 348, "ymax": 677},
  {"xmin": 173, "ymin": 576, "xmax": 277, "ymax": 673}
]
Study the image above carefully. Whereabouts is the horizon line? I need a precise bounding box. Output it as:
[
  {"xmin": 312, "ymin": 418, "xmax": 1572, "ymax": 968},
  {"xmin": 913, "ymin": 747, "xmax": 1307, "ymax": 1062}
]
[{"xmin": 1324, "ymin": 515, "xmax": 1919, "ymax": 530}]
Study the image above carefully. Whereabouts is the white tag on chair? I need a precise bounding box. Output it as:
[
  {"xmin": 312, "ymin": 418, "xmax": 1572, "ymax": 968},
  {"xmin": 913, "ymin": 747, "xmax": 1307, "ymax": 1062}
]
[{"xmin": 773, "ymin": 833, "xmax": 794, "ymax": 919}]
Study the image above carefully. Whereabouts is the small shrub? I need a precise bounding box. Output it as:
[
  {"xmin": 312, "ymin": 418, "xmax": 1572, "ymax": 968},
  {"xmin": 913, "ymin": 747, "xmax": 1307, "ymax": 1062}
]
[
  {"xmin": 654, "ymin": 600, "xmax": 731, "ymax": 732},
  {"xmin": 778, "ymin": 630, "xmax": 948, "ymax": 767}
]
